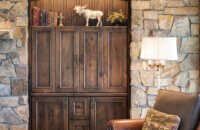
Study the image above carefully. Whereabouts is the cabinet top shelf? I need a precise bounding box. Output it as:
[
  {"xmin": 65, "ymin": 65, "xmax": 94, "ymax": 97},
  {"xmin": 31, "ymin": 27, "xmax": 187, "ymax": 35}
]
[{"xmin": 31, "ymin": 26, "xmax": 128, "ymax": 28}]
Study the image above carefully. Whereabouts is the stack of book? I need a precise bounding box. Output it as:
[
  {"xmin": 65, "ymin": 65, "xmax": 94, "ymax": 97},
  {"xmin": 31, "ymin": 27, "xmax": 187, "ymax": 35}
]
[{"xmin": 32, "ymin": 7, "xmax": 58, "ymax": 26}]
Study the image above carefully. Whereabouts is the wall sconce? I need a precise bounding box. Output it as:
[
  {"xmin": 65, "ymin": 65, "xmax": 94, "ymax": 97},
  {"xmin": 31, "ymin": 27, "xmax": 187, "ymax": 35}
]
[{"xmin": 140, "ymin": 37, "xmax": 178, "ymax": 89}]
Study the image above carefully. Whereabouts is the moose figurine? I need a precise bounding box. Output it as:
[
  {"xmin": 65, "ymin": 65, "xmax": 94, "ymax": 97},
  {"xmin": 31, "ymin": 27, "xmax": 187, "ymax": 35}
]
[{"xmin": 73, "ymin": 4, "xmax": 103, "ymax": 26}]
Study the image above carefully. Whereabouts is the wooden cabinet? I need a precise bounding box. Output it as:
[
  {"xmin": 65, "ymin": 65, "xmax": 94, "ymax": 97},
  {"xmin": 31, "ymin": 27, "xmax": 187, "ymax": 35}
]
[{"xmin": 31, "ymin": 26, "xmax": 128, "ymax": 130}]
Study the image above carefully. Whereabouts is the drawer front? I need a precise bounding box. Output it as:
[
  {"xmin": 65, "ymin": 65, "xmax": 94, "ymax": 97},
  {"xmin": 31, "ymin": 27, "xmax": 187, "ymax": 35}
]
[
  {"xmin": 69, "ymin": 97, "xmax": 90, "ymax": 119},
  {"xmin": 69, "ymin": 120, "xmax": 89, "ymax": 130}
]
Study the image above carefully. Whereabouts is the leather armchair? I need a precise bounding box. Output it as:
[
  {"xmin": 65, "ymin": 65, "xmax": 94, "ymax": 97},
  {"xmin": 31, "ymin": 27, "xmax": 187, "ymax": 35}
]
[{"xmin": 107, "ymin": 89, "xmax": 200, "ymax": 130}]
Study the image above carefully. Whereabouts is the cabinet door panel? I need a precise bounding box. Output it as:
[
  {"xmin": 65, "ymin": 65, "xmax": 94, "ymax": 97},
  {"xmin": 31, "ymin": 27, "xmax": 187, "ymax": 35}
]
[
  {"xmin": 69, "ymin": 120, "xmax": 90, "ymax": 130},
  {"xmin": 32, "ymin": 27, "xmax": 56, "ymax": 92},
  {"xmin": 32, "ymin": 97, "xmax": 68, "ymax": 130},
  {"xmin": 56, "ymin": 27, "xmax": 79, "ymax": 92},
  {"xmin": 80, "ymin": 27, "xmax": 103, "ymax": 92},
  {"xmin": 91, "ymin": 97, "xmax": 127, "ymax": 130},
  {"xmin": 69, "ymin": 97, "xmax": 90, "ymax": 119},
  {"xmin": 103, "ymin": 27, "xmax": 127, "ymax": 92}
]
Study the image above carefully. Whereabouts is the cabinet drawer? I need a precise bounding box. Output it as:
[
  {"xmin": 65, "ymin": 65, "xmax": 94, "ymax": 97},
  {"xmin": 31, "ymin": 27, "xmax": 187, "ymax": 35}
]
[
  {"xmin": 69, "ymin": 97, "xmax": 90, "ymax": 119},
  {"xmin": 69, "ymin": 120, "xmax": 89, "ymax": 130}
]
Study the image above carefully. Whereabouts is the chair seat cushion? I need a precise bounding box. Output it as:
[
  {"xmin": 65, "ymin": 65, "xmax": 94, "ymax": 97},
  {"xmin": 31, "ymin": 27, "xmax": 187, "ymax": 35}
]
[
  {"xmin": 153, "ymin": 89, "xmax": 200, "ymax": 130},
  {"xmin": 142, "ymin": 108, "xmax": 181, "ymax": 130}
]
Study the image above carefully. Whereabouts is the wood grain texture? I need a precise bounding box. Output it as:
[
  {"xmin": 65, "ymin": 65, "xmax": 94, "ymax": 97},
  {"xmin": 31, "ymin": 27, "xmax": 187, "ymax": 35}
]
[
  {"xmin": 69, "ymin": 120, "xmax": 90, "ymax": 130},
  {"xmin": 30, "ymin": 0, "xmax": 128, "ymax": 26}
]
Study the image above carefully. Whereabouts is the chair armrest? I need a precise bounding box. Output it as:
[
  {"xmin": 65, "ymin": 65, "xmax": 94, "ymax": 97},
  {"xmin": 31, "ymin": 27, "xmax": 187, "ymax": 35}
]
[{"xmin": 107, "ymin": 119, "xmax": 145, "ymax": 130}]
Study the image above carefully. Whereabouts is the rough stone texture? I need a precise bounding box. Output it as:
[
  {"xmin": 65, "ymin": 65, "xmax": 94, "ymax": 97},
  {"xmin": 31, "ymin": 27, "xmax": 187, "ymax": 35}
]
[
  {"xmin": 18, "ymin": 48, "xmax": 28, "ymax": 64},
  {"xmin": 183, "ymin": 0, "xmax": 199, "ymax": 6},
  {"xmin": 131, "ymin": 61, "xmax": 146, "ymax": 71},
  {"xmin": 144, "ymin": 20, "xmax": 158, "ymax": 29},
  {"xmin": 15, "ymin": 65, "xmax": 28, "ymax": 78},
  {"xmin": 0, "ymin": 97, "xmax": 19, "ymax": 107},
  {"xmin": 158, "ymin": 15, "xmax": 173, "ymax": 29},
  {"xmin": 154, "ymin": 78, "xmax": 173, "ymax": 87},
  {"xmin": 0, "ymin": 124, "xmax": 8, "ymax": 130},
  {"xmin": 14, "ymin": 28, "xmax": 22, "ymax": 39},
  {"xmin": 147, "ymin": 87, "xmax": 158, "ymax": 95},
  {"xmin": 130, "ymin": 42, "xmax": 141, "ymax": 60},
  {"xmin": 159, "ymin": 62, "xmax": 180, "ymax": 78},
  {"xmin": 131, "ymin": 11, "xmax": 143, "ymax": 29},
  {"xmin": 130, "ymin": 108, "xmax": 141, "ymax": 119},
  {"xmin": 0, "ymin": 84, "xmax": 10, "ymax": 96},
  {"xmin": 131, "ymin": 1, "xmax": 150, "ymax": 10},
  {"xmin": 189, "ymin": 16, "xmax": 199, "ymax": 24},
  {"xmin": 130, "ymin": 71, "xmax": 141, "ymax": 86},
  {"xmin": 19, "ymin": 96, "xmax": 28, "ymax": 105},
  {"xmin": 189, "ymin": 70, "xmax": 199, "ymax": 80},
  {"xmin": 174, "ymin": 72, "xmax": 189, "ymax": 88},
  {"xmin": 131, "ymin": 87, "xmax": 147, "ymax": 107},
  {"xmin": 14, "ymin": 105, "xmax": 29, "ymax": 122},
  {"xmin": 0, "ymin": 1, "xmax": 14, "ymax": 10},
  {"xmin": 187, "ymin": 80, "xmax": 200, "ymax": 93},
  {"xmin": 150, "ymin": 0, "xmax": 166, "ymax": 10},
  {"xmin": 170, "ymin": 17, "xmax": 190, "ymax": 36},
  {"xmin": 131, "ymin": 31, "xmax": 143, "ymax": 42},
  {"xmin": 152, "ymin": 30, "xmax": 170, "ymax": 37},
  {"xmin": 180, "ymin": 54, "xmax": 199, "ymax": 71},
  {"xmin": 0, "ymin": 108, "xmax": 22, "ymax": 124},
  {"xmin": 0, "ymin": 60, "xmax": 16, "ymax": 77},
  {"xmin": 178, "ymin": 54, "xmax": 187, "ymax": 62},
  {"xmin": 140, "ymin": 71, "xmax": 153, "ymax": 86},
  {"xmin": 16, "ymin": 17, "xmax": 28, "ymax": 27},
  {"xmin": 144, "ymin": 11, "xmax": 158, "ymax": 19},
  {"xmin": 0, "ymin": 78, "xmax": 10, "ymax": 84},
  {"xmin": 10, "ymin": 124, "xmax": 28, "ymax": 130},
  {"xmin": 165, "ymin": 7, "xmax": 199, "ymax": 15},
  {"xmin": 10, "ymin": 2, "xmax": 28, "ymax": 17},
  {"xmin": 167, "ymin": 0, "xmax": 185, "ymax": 7},
  {"xmin": 191, "ymin": 24, "xmax": 199, "ymax": 36},
  {"xmin": 147, "ymin": 95, "xmax": 156, "ymax": 107},
  {"xmin": 141, "ymin": 108, "xmax": 149, "ymax": 118},
  {"xmin": 0, "ymin": 40, "xmax": 16, "ymax": 53},
  {"xmin": 11, "ymin": 79, "xmax": 28, "ymax": 96},
  {"xmin": 166, "ymin": 86, "xmax": 180, "ymax": 92},
  {"xmin": 180, "ymin": 38, "xmax": 199, "ymax": 53}
]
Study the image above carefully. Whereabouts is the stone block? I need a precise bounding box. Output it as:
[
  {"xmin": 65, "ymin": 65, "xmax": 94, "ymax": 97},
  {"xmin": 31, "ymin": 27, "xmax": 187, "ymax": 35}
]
[
  {"xmin": 174, "ymin": 72, "xmax": 189, "ymax": 88},
  {"xmin": 166, "ymin": 86, "xmax": 180, "ymax": 92},
  {"xmin": 189, "ymin": 70, "xmax": 199, "ymax": 80},
  {"xmin": 7, "ymin": 51, "xmax": 19, "ymax": 65},
  {"xmin": 10, "ymin": 124, "xmax": 28, "ymax": 130},
  {"xmin": 144, "ymin": 11, "xmax": 158, "ymax": 19},
  {"xmin": 182, "ymin": 0, "xmax": 199, "ymax": 6},
  {"xmin": 191, "ymin": 24, "xmax": 199, "ymax": 36},
  {"xmin": 131, "ymin": 11, "xmax": 143, "ymax": 29},
  {"xmin": 170, "ymin": 17, "xmax": 190, "ymax": 36},
  {"xmin": 144, "ymin": 20, "xmax": 158, "ymax": 29},
  {"xmin": 187, "ymin": 80, "xmax": 200, "ymax": 93},
  {"xmin": 0, "ymin": 108, "xmax": 22, "ymax": 124},
  {"xmin": 16, "ymin": 65, "xmax": 28, "ymax": 78},
  {"xmin": 0, "ymin": 97, "xmax": 19, "ymax": 107},
  {"xmin": 130, "ymin": 42, "xmax": 141, "ymax": 60},
  {"xmin": 131, "ymin": 87, "xmax": 147, "ymax": 107},
  {"xmin": 131, "ymin": 30, "xmax": 143, "ymax": 42},
  {"xmin": 150, "ymin": 0, "xmax": 167, "ymax": 10},
  {"xmin": 16, "ymin": 17, "xmax": 28, "ymax": 27},
  {"xmin": 0, "ymin": 78, "xmax": 10, "ymax": 84},
  {"xmin": 21, "ymin": 28, "xmax": 28, "ymax": 47},
  {"xmin": 141, "ymin": 108, "xmax": 149, "ymax": 118},
  {"xmin": 178, "ymin": 54, "xmax": 187, "ymax": 62},
  {"xmin": 147, "ymin": 87, "xmax": 158, "ymax": 95},
  {"xmin": 0, "ymin": 54, "xmax": 6, "ymax": 60},
  {"xmin": 18, "ymin": 48, "xmax": 28, "ymax": 64},
  {"xmin": 167, "ymin": 0, "xmax": 185, "ymax": 7},
  {"xmin": 11, "ymin": 79, "xmax": 28, "ymax": 96},
  {"xmin": 140, "ymin": 71, "xmax": 154, "ymax": 86},
  {"xmin": 152, "ymin": 30, "xmax": 170, "ymax": 37},
  {"xmin": 10, "ymin": 2, "xmax": 28, "ymax": 17},
  {"xmin": 14, "ymin": 28, "xmax": 21, "ymax": 39},
  {"xmin": 130, "ymin": 61, "xmax": 147, "ymax": 71},
  {"xmin": 165, "ymin": 7, "xmax": 199, "ymax": 15},
  {"xmin": 0, "ymin": 39, "xmax": 16, "ymax": 53},
  {"xmin": 158, "ymin": 15, "xmax": 173, "ymax": 29},
  {"xmin": 130, "ymin": 108, "xmax": 141, "ymax": 119},
  {"xmin": 154, "ymin": 78, "xmax": 173, "ymax": 87},
  {"xmin": 0, "ymin": 1, "xmax": 14, "ymax": 10},
  {"xmin": 189, "ymin": 16, "xmax": 199, "ymax": 24},
  {"xmin": 130, "ymin": 71, "xmax": 141, "ymax": 86},
  {"xmin": 17, "ymin": 39, "xmax": 23, "ymax": 47},
  {"xmin": 131, "ymin": 1, "xmax": 150, "ymax": 10},
  {"xmin": 180, "ymin": 37, "xmax": 199, "ymax": 53},
  {"xmin": 14, "ymin": 105, "xmax": 29, "ymax": 122},
  {"xmin": 0, "ymin": 124, "xmax": 8, "ymax": 130},
  {"xmin": 19, "ymin": 96, "xmax": 28, "ymax": 104},
  {"xmin": 159, "ymin": 62, "xmax": 180, "ymax": 78},
  {"xmin": 180, "ymin": 54, "xmax": 199, "ymax": 71},
  {"xmin": 0, "ymin": 60, "xmax": 16, "ymax": 77},
  {"xmin": 0, "ymin": 84, "xmax": 10, "ymax": 96}
]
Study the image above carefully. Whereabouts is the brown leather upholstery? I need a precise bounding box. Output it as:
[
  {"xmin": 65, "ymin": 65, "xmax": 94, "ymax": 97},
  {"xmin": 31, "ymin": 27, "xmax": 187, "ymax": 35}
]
[
  {"xmin": 107, "ymin": 90, "xmax": 200, "ymax": 130},
  {"xmin": 107, "ymin": 119, "xmax": 145, "ymax": 130}
]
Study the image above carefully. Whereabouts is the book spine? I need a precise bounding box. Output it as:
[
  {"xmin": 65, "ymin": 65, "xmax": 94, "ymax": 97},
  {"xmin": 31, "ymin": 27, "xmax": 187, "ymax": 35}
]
[
  {"xmin": 48, "ymin": 12, "xmax": 58, "ymax": 26},
  {"xmin": 32, "ymin": 7, "xmax": 40, "ymax": 26},
  {"xmin": 39, "ymin": 10, "xmax": 43, "ymax": 26}
]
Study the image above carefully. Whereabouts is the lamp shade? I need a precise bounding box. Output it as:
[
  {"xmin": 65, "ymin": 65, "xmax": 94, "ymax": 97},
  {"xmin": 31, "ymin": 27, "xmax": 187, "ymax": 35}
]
[{"xmin": 140, "ymin": 37, "xmax": 178, "ymax": 61}]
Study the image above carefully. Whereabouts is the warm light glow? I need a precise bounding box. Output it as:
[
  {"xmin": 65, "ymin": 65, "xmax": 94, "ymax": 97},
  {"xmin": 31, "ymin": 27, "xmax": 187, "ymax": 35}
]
[{"xmin": 140, "ymin": 37, "xmax": 178, "ymax": 61}]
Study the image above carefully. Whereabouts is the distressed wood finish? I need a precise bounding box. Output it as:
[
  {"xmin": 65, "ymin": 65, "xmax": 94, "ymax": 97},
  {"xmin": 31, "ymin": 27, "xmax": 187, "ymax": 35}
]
[
  {"xmin": 30, "ymin": 0, "xmax": 128, "ymax": 26},
  {"xmin": 32, "ymin": 27, "xmax": 56, "ymax": 92},
  {"xmin": 79, "ymin": 27, "xmax": 103, "ymax": 92},
  {"xmin": 56, "ymin": 27, "xmax": 79, "ymax": 92},
  {"xmin": 32, "ymin": 97, "xmax": 68, "ymax": 130},
  {"xmin": 69, "ymin": 120, "xmax": 90, "ymax": 130},
  {"xmin": 91, "ymin": 97, "xmax": 127, "ymax": 130},
  {"xmin": 103, "ymin": 27, "xmax": 127, "ymax": 93}
]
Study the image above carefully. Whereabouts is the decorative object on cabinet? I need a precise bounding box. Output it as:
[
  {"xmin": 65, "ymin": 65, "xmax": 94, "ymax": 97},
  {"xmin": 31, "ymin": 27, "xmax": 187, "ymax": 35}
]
[
  {"xmin": 58, "ymin": 13, "xmax": 65, "ymax": 26},
  {"xmin": 107, "ymin": 9, "xmax": 127, "ymax": 26},
  {"xmin": 140, "ymin": 37, "xmax": 178, "ymax": 89},
  {"xmin": 73, "ymin": 4, "xmax": 103, "ymax": 26},
  {"xmin": 48, "ymin": 12, "xmax": 58, "ymax": 26},
  {"xmin": 32, "ymin": 7, "xmax": 40, "ymax": 26}
]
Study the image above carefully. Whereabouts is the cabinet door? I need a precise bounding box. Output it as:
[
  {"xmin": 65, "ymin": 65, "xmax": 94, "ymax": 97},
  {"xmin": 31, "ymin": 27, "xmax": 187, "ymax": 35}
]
[
  {"xmin": 103, "ymin": 27, "xmax": 127, "ymax": 92},
  {"xmin": 79, "ymin": 27, "xmax": 103, "ymax": 92},
  {"xmin": 56, "ymin": 27, "xmax": 79, "ymax": 92},
  {"xmin": 32, "ymin": 27, "xmax": 56, "ymax": 92},
  {"xmin": 69, "ymin": 120, "xmax": 90, "ymax": 130},
  {"xmin": 91, "ymin": 97, "xmax": 127, "ymax": 130},
  {"xmin": 32, "ymin": 97, "xmax": 68, "ymax": 130}
]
